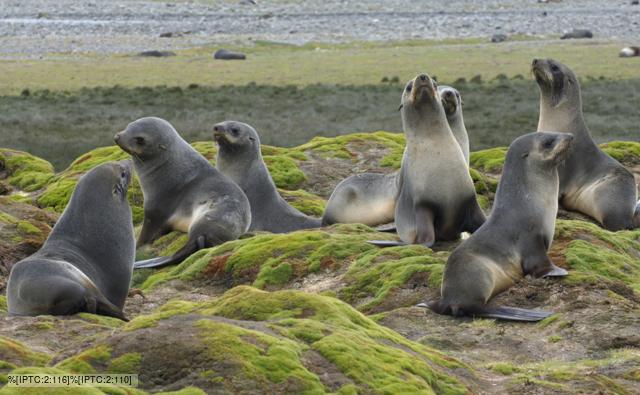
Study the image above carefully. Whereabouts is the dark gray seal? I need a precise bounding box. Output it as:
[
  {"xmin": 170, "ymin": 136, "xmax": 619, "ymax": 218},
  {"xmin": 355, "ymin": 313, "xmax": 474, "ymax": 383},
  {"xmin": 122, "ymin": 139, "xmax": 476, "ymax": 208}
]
[
  {"xmin": 533, "ymin": 58, "xmax": 640, "ymax": 230},
  {"xmin": 427, "ymin": 132, "xmax": 573, "ymax": 321},
  {"xmin": 114, "ymin": 117, "xmax": 251, "ymax": 269},
  {"xmin": 322, "ymin": 84, "xmax": 470, "ymax": 227},
  {"xmin": 370, "ymin": 73, "xmax": 485, "ymax": 247},
  {"xmin": 213, "ymin": 121, "xmax": 321, "ymax": 232},
  {"xmin": 7, "ymin": 161, "xmax": 135, "ymax": 320}
]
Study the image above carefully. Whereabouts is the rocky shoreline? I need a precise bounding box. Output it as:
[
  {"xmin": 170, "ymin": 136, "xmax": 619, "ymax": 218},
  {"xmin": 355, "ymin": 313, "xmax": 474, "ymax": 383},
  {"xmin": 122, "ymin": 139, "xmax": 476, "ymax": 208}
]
[{"xmin": 0, "ymin": 0, "xmax": 638, "ymax": 57}]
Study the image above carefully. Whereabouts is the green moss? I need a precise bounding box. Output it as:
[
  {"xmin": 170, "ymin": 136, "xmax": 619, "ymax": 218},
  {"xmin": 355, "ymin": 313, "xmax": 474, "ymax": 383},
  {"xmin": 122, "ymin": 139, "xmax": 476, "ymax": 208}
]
[
  {"xmin": 196, "ymin": 319, "xmax": 325, "ymax": 392},
  {"xmin": 107, "ymin": 353, "xmax": 142, "ymax": 374},
  {"xmin": 141, "ymin": 225, "xmax": 380, "ymax": 292},
  {"xmin": 537, "ymin": 314, "xmax": 560, "ymax": 329},
  {"xmin": 297, "ymin": 131, "xmax": 405, "ymax": 164},
  {"xmin": 547, "ymin": 335, "xmax": 562, "ymax": 343},
  {"xmin": 16, "ymin": 221, "xmax": 41, "ymax": 235},
  {"xmin": 340, "ymin": 245, "xmax": 447, "ymax": 312},
  {"xmin": 76, "ymin": 313, "xmax": 125, "ymax": 329},
  {"xmin": 490, "ymin": 362, "xmax": 520, "ymax": 375},
  {"xmin": 279, "ymin": 189, "xmax": 326, "ymax": 216},
  {"xmin": 125, "ymin": 300, "xmax": 200, "ymax": 331},
  {"xmin": 55, "ymin": 345, "xmax": 111, "ymax": 374},
  {"xmin": 555, "ymin": 220, "xmax": 640, "ymax": 291},
  {"xmin": 0, "ymin": 367, "xmax": 106, "ymax": 395},
  {"xmin": 600, "ymin": 141, "xmax": 640, "ymax": 163},
  {"xmin": 0, "ymin": 149, "xmax": 55, "ymax": 192},
  {"xmin": 0, "ymin": 296, "xmax": 7, "ymax": 313},
  {"xmin": 0, "ymin": 336, "xmax": 51, "ymax": 367},
  {"xmin": 263, "ymin": 155, "xmax": 307, "ymax": 190},
  {"xmin": 469, "ymin": 147, "xmax": 507, "ymax": 172}
]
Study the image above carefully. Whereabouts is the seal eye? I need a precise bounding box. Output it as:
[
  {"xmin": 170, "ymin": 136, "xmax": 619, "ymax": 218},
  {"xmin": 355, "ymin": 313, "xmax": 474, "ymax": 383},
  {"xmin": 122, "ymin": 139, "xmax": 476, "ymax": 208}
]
[
  {"xmin": 405, "ymin": 83, "xmax": 412, "ymax": 93},
  {"xmin": 121, "ymin": 171, "xmax": 126, "ymax": 178},
  {"xmin": 543, "ymin": 139, "xmax": 555, "ymax": 149},
  {"xmin": 550, "ymin": 64, "xmax": 560, "ymax": 72},
  {"xmin": 231, "ymin": 128, "xmax": 239, "ymax": 135},
  {"xmin": 135, "ymin": 137, "xmax": 145, "ymax": 145}
]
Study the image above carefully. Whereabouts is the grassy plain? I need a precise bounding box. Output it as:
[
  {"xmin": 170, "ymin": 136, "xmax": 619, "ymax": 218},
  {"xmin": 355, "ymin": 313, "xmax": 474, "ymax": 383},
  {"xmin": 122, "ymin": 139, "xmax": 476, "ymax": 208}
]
[{"xmin": 0, "ymin": 39, "xmax": 638, "ymax": 169}]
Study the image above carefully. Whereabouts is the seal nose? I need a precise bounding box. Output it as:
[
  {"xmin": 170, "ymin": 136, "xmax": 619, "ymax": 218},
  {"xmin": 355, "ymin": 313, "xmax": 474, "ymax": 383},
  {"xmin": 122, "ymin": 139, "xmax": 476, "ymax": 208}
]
[
  {"xmin": 532, "ymin": 58, "xmax": 540, "ymax": 67},
  {"xmin": 114, "ymin": 133, "xmax": 120, "ymax": 141},
  {"xmin": 419, "ymin": 74, "xmax": 427, "ymax": 81}
]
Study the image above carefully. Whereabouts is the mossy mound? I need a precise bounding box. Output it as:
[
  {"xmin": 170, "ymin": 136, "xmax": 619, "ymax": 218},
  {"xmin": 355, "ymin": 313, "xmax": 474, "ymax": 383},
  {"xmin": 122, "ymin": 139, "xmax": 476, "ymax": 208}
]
[
  {"xmin": 0, "ymin": 149, "xmax": 55, "ymax": 193},
  {"xmin": 0, "ymin": 197, "xmax": 57, "ymax": 274},
  {"xmin": 601, "ymin": 141, "xmax": 640, "ymax": 166},
  {"xmin": 279, "ymin": 188, "xmax": 326, "ymax": 216},
  {"xmin": 469, "ymin": 147, "xmax": 508, "ymax": 173},
  {"xmin": 553, "ymin": 220, "xmax": 640, "ymax": 291},
  {"xmin": 297, "ymin": 131, "xmax": 405, "ymax": 163},
  {"xmin": 138, "ymin": 224, "xmax": 389, "ymax": 292},
  {"xmin": 67, "ymin": 286, "xmax": 473, "ymax": 394}
]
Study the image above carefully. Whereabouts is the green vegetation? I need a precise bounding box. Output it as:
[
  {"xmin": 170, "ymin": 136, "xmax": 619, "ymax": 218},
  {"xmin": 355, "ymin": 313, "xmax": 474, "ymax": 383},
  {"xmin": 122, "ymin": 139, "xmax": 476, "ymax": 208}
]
[
  {"xmin": 1, "ymin": 39, "xmax": 638, "ymax": 169},
  {"xmin": 0, "ymin": 149, "xmax": 55, "ymax": 192},
  {"xmin": 116, "ymin": 286, "xmax": 471, "ymax": 394},
  {"xmin": 0, "ymin": 336, "xmax": 51, "ymax": 367}
]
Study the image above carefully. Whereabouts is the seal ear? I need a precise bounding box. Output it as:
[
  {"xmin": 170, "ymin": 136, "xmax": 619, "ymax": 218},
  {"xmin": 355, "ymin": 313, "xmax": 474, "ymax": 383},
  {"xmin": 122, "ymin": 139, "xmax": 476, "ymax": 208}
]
[
  {"xmin": 522, "ymin": 153, "xmax": 529, "ymax": 159},
  {"xmin": 398, "ymin": 103, "xmax": 403, "ymax": 111}
]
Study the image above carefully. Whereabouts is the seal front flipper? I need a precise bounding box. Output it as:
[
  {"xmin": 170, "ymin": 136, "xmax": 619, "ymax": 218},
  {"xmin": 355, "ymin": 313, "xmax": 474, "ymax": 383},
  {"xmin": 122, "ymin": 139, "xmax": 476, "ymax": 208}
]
[
  {"xmin": 415, "ymin": 205, "xmax": 435, "ymax": 247},
  {"xmin": 134, "ymin": 235, "xmax": 206, "ymax": 269},
  {"xmin": 462, "ymin": 199, "xmax": 486, "ymax": 233},
  {"xmin": 375, "ymin": 223, "xmax": 397, "ymax": 233},
  {"xmin": 522, "ymin": 236, "xmax": 568, "ymax": 278},
  {"xmin": 366, "ymin": 240, "xmax": 406, "ymax": 247}
]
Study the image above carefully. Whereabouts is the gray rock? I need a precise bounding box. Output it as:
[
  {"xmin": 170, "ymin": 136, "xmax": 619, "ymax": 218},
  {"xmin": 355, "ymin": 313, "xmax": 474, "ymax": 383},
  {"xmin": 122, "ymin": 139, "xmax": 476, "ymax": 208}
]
[
  {"xmin": 560, "ymin": 29, "xmax": 593, "ymax": 39},
  {"xmin": 137, "ymin": 50, "xmax": 176, "ymax": 57},
  {"xmin": 491, "ymin": 34, "xmax": 508, "ymax": 43},
  {"xmin": 214, "ymin": 49, "xmax": 246, "ymax": 60}
]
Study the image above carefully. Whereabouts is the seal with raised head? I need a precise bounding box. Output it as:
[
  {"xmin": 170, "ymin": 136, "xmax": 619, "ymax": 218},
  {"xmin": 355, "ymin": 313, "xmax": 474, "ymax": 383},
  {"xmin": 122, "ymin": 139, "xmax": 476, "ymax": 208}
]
[
  {"xmin": 370, "ymin": 73, "xmax": 485, "ymax": 247},
  {"xmin": 532, "ymin": 58, "xmax": 640, "ymax": 230},
  {"xmin": 213, "ymin": 121, "xmax": 321, "ymax": 232},
  {"xmin": 114, "ymin": 117, "xmax": 251, "ymax": 269},
  {"xmin": 7, "ymin": 161, "xmax": 135, "ymax": 320},
  {"xmin": 439, "ymin": 85, "xmax": 469, "ymax": 165},
  {"xmin": 322, "ymin": 84, "xmax": 471, "ymax": 227},
  {"xmin": 427, "ymin": 132, "xmax": 573, "ymax": 321}
]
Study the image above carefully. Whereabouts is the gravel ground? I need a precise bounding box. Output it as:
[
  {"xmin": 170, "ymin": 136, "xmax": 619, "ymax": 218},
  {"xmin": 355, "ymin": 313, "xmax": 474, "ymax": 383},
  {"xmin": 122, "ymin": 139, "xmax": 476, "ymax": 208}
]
[{"xmin": 0, "ymin": 0, "xmax": 639, "ymax": 57}]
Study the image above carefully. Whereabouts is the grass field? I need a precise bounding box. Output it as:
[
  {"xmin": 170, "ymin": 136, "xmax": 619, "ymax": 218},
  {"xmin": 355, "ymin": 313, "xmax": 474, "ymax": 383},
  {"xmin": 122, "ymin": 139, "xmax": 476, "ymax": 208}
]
[{"xmin": 1, "ymin": 39, "xmax": 638, "ymax": 169}]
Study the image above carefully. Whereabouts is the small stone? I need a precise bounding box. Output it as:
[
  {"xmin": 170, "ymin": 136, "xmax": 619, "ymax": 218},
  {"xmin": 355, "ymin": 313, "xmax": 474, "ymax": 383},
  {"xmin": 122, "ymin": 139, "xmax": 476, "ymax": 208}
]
[
  {"xmin": 560, "ymin": 29, "xmax": 593, "ymax": 39},
  {"xmin": 491, "ymin": 34, "xmax": 508, "ymax": 43},
  {"xmin": 137, "ymin": 50, "xmax": 176, "ymax": 57},
  {"xmin": 214, "ymin": 49, "xmax": 246, "ymax": 60}
]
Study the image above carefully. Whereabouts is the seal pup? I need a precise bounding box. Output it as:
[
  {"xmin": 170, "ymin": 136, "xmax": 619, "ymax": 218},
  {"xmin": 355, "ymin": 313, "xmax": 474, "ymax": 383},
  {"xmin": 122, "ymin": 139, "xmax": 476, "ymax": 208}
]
[
  {"xmin": 322, "ymin": 84, "xmax": 470, "ymax": 227},
  {"xmin": 370, "ymin": 74, "xmax": 485, "ymax": 247},
  {"xmin": 213, "ymin": 121, "xmax": 321, "ymax": 232},
  {"xmin": 7, "ymin": 161, "xmax": 135, "ymax": 320},
  {"xmin": 532, "ymin": 58, "xmax": 640, "ymax": 230},
  {"xmin": 114, "ymin": 117, "xmax": 251, "ymax": 269},
  {"xmin": 427, "ymin": 132, "xmax": 573, "ymax": 321}
]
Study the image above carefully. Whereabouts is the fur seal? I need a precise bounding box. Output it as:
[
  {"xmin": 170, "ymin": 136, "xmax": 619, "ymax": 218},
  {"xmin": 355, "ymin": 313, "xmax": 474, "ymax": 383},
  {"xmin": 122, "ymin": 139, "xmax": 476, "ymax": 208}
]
[
  {"xmin": 7, "ymin": 161, "xmax": 135, "ymax": 320},
  {"xmin": 114, "ymin": 117, "xmax": 251, "ymax": 269},
  {"xmin": 532, "ymin": 58, "xmax": 640, "ymax": 230},
  {"xmin": 213, "ymin": 121, "xmax": 321, "ymax": 232},
  {"xmin": 370, "ymin": 73, "xmax": 485, "ymax": 247},
  {"xmin": 427, "ymin": 132, "xmax": 573, "ymax": 321},
  {"xmin": 439, "ymin": 85, "xmax": 469, "ymax": 165},
  {"xmin": 322, "ymin": 84, "xmax": 470, "ymax": 227}
]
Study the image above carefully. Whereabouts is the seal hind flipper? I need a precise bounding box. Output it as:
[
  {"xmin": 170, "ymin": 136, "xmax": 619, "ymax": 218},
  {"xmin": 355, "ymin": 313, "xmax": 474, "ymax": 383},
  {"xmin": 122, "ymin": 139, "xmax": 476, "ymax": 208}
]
[
  {"xmin": 426, "ymin": 299, "xmax": 551, "ymax": 322},
  {"xmin": 469, "ymin": 306, "xmax": 552, "ymax": 322},
  {"xmin": 133, "ymin": 235, "xmax": 206, "ymax": 269},
  {"xmin": 366, "ymin": 240, "xmax": 406, "ymax": 247}
]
